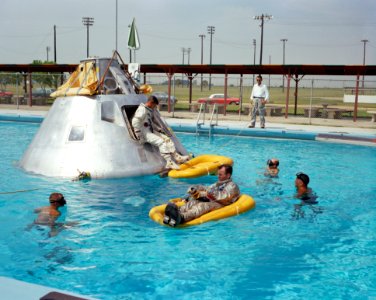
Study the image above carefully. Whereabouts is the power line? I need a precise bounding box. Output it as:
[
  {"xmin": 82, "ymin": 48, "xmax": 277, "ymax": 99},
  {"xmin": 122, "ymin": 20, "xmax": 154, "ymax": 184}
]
[
  {"xmin": 82, "ymin": 17, "xmax": 94, "ymax": 57},
  {"xmin": 207, "ymin": 25, "xmax": 215, "ymax": 90},
  {"xmin": 254, "ymin": 14, "xmax": 273, "ymax": 65}
]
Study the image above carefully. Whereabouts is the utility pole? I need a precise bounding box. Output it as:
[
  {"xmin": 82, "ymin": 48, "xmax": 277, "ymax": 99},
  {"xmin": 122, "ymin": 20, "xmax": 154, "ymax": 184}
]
[
  {"xmin": 252, "ymin": 39, "xmax": 256, "ymax": 85},
  {"xmin": 199, "ymin": 34, "xmax": 205, "ymax": 91},
  {"xmin": 187, "ymin": 47, "xmax": 191, "ymax": 65},
  {"xmin": 268, "ymin": 55, "xmax": 271, "ymax": 87},
  {"xmin": 181, "ymin": 47, "xmax": 187, "ymax": 86},
  {"xmin": 254, "ymin": 14, "xmax": 272, "ymax": 65},
  {"xmin": 361, "ymin": 39, "xmax": 369, "ymax": 91},
  {"xmin": 115, "ymin": 0, "xmax": 118, "ymax": 51},
  {"xmin": 53, "ymin": 25, "xmax": 57, "ymax": 63},
  {"xmin": 281, "ymin": 38, "xmax": 287, "ymax": 91},
  {"xmin": 207, "ymin": 25, "xmax": 215, "ymax": 90},
  {"xmin": 82, "ymin": 17, "xmax": 94, "ymax": 57},
  {"xmin": 46, "ymin": 46, "xmax": 50, "ymax": 62}
]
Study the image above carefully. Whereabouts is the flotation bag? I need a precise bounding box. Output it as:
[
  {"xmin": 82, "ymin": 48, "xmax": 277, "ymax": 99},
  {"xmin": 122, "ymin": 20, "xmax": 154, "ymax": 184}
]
[
  {"xmin": 149, "ymin": 194, "xmax": 255, "ymax": 227},
  {"xmin": 168, "ymin": 154, "xmax": 233, "ymax": 178}
]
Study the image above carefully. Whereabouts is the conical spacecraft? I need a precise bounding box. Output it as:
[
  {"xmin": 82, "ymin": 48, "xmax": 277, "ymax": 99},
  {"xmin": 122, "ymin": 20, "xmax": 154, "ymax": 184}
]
[{"xmin": 19, "ymin": 54, "xmax": 187, "ymax": 178}]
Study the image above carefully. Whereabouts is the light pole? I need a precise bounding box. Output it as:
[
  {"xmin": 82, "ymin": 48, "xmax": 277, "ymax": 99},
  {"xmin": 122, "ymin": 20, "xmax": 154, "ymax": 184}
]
[
  {"xmin": 281, "ymin": 38, "xmax": 287, "ymax": 91},
  {"xmin": 46, "ymin": 46, "xmax": 50, "ymax": 62},
  {"xmin": 252, "ymin": 39, "xmax": 256, "ymax": 85},
  {"xmin": 361, "ymin": 39, "xmax": 369, "ymax": 91},
  {"xmin": 207, "ymin": 25, "xmax": 215, "ymax": 90},
  {"xmin": 199, "ymin": 34, "xmax": 205, "ymax": 91},
  {"xmin": 254, "ymin": 14, "xmax": 272, "ymax": 65},
  {"xmin": 82, "ymin": 17, "xmax": 94, "ymax": 57}
]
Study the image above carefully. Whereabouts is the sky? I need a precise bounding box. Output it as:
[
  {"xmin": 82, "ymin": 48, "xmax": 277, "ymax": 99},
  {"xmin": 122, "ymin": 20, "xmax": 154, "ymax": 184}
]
[{"xmin": 0, "ymin": 0, "xmax": 375, "ymax": 66}]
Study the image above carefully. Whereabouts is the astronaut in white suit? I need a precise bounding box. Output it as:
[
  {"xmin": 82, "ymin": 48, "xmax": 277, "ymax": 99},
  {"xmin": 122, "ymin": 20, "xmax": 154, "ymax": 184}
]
[{"xmin": 132, "ymin": 96, "xmax": 189, "ymax": 170}]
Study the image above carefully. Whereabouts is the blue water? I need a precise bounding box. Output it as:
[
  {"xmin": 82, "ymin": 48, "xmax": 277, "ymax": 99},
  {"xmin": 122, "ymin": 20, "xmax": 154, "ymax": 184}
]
[{"xmin": 0, "ymin": 121, "xmax": 375, "ymax": 299}]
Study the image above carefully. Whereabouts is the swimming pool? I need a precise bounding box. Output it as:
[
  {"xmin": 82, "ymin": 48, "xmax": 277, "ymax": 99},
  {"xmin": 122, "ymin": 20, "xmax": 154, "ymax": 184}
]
[{"xmin": 1, "ymin": 121, "xmax": 375, "ymax": 299}]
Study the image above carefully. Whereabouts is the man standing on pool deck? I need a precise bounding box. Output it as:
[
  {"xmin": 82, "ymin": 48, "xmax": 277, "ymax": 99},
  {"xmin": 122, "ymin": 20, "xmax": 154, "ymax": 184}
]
[
  {"xmin": 249, "ymin": 75, "xmax": 269, "ymax": 129},
  {"xmin": 163, "ymin": 164, "xmax": 240, "ymax": 227}
]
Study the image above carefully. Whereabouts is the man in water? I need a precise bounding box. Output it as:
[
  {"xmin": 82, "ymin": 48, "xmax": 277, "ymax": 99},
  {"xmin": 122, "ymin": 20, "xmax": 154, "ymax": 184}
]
[
  {"xmin": 34, "ymin": 193, "xmax": 67, "ymax": 225},
  {"xmin": 163, "ymin": 164, "xmax": 240, "ymax": 227},
  {"xmin": 265, "ymin": 158, "xmax": 279, "ymax": 177},
  {"xmin": 293, "ymin": 172, "xmax": 321, "ymax": 219},
  {"xmin": 132, "ymin": 95, "xmax": 190, "ymax": 170},
  {"xmin": 294, "ymin": 172, "xmax": 317, "ymax": 204}
]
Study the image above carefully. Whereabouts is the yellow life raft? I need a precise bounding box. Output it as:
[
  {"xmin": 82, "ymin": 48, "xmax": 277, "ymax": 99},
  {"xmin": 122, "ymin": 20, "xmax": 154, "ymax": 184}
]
[
  {"xmin": 168, "ymin": 154, "xmax": 233, "ymax": 178},
  {"xmin": 149, "ymin": 194, "xmax": 255, "ymax": 227}
]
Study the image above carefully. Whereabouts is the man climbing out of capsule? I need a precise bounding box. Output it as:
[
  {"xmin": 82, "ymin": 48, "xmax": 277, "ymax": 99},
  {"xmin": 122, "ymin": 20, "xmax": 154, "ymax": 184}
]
[
  {"xmin": 163, "ymin": 164, "xmax": 240, "ymax": 227},
  {"xmin": 132, "ymin": 95, "xmax": 190, "ymax": 170}
]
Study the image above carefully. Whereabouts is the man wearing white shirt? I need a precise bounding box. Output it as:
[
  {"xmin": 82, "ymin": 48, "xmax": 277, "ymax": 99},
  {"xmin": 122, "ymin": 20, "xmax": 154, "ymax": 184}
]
[{"xmin": 249, "ymin": 75, "xmax": 269, "ymax": 128}]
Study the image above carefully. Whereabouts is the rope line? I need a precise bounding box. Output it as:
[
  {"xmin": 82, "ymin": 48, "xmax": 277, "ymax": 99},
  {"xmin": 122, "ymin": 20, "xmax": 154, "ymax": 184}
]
[{"xmin": 0, "ymin": 188, "xmax": 40, "ymax": 195}]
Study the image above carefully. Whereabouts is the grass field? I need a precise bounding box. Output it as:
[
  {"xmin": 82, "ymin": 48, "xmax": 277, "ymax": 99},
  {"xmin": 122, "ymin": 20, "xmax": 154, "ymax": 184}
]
[
  {"xmin": 2, "ymin": 83, "xmax": 375, "ymax": 117},
  {"xmin": 151, "ymin": 84, "xmax": 376, "ymax": 115}
]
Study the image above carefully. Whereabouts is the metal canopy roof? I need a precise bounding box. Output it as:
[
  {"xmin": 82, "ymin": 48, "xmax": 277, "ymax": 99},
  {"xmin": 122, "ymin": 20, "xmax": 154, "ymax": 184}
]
[{"xmin": 0, "ymin": 64, "xmax": 375, "ymax": 76}]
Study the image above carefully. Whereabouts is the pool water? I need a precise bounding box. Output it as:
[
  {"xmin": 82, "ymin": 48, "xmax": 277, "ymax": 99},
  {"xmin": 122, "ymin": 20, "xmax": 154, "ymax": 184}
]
[{"xmin": 0, "ymin": 122, "xmax": 375, "ymax": 299}]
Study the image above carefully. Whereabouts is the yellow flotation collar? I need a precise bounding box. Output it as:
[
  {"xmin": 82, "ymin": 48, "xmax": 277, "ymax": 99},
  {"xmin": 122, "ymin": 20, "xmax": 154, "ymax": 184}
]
[
  {"xmin": 168, "ymin": 154, "xmax": 233, "ymax": 178},
  {"xmin": 149, "ymin": 194, "xmax": 255, "ymax": 227}
]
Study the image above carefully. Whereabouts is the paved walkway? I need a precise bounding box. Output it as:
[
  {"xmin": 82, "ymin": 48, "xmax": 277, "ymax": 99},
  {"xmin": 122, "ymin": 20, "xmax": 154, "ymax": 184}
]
[{"xmin": 1, "ymin": 104, "xmax": 375, "ymax": 136}]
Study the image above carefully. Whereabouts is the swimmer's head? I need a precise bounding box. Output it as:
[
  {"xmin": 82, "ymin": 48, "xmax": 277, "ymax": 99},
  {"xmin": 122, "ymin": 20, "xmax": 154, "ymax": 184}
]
[
  {"xmin": 267, "ymin": 158, "xmax": 279, "ymax": 168},
  {"xmin": 296, "ymin": 172, "xmax": 309, "ymax": 187},
  {"xmin": 49, "ymin": 193, "xmax": 66, "ymax": 206}
]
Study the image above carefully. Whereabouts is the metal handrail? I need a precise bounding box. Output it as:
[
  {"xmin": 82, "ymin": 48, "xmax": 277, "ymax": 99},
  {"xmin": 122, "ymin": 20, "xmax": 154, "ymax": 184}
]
[{"xmin": 196, "ymin": 103, "xmax": 219, "ymax": 137}]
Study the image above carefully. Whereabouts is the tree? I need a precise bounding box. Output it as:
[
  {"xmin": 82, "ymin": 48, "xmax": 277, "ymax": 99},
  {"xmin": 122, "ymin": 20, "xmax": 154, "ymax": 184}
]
[
  {"xmin": 31, "ymin": 60, "xmax": 60, "ymax": 91},
  {"xmin": 0, "ymin": 72, "xmax": 17, "ymax": 91}
]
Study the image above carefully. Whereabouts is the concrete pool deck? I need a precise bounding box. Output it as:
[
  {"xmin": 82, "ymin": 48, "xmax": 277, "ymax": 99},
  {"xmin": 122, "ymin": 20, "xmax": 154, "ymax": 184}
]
[{"xmin": 0, "ymin": 104, "xmax": 375, "ymax": 146}]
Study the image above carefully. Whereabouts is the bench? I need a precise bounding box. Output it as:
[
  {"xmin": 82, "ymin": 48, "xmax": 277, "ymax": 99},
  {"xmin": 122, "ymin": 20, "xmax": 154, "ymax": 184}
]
[
  {"xmin": 265, "ymin": 105, "xmax": 284, "ymax": 116},
  {"xmin": 324, "ymin": 108, "xmax": 354, "ymax": 119},
  {"xmin": 189, "ymin": 103, "xmax": 199, "ymax": 112},
  {"xmin": 243, "ymin": 105, "xmax": 284, "ymax": 116},
  {"xmin": 367, "ymin": 111, "xmax": 376, "ymax": 122},
  {"xmin": 304, "ymin": 107, "xmax": 322, "ymax": 118},
  {"xmin": 0, "ymin": 96, "xmax": 13, "ymax": 104}
]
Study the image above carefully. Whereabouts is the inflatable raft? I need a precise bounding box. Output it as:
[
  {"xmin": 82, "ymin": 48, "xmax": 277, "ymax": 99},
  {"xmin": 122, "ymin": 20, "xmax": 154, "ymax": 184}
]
[
  {"xmin": 168, "ymin": 154, "xmax": 233, "ymax": 178},
  {"xmin": 149, "ymin": 194, "xmax": 255, "ymax": 227}
]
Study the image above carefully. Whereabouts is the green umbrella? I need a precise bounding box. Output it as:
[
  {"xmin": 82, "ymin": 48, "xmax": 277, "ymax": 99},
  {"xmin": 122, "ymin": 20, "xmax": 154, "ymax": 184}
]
[{"xmin": 128, "ymin": 18, "xmax": 140, "ymax": 50}]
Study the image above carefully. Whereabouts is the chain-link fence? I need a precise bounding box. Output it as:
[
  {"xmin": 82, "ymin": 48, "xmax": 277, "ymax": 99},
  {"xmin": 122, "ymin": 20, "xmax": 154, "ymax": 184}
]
[
  {"xmin": 1, "ymin": 71, "xmax": 375, "ymax": 121},
  {"xmin": 0, "ymin": 72, "xmax": 66, "ymax": 106}
]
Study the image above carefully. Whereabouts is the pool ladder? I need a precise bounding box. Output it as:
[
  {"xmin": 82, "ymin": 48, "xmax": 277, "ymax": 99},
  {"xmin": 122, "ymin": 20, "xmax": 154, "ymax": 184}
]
[{"xmin": 196, "ymin": 103, "xmax": 219, "ymax": 138}]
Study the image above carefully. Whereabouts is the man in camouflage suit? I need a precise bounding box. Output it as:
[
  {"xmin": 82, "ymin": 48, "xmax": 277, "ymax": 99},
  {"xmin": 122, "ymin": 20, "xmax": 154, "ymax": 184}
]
[{"xmin": 164, "ymin": 164, "xmax": 240, "ymax": 227}]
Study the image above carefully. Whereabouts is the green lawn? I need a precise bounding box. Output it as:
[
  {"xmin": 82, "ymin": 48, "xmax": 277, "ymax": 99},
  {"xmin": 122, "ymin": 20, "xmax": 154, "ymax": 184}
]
[{"xmin": 152, "ymin": 84, "xmax": 376, "ymax": 111}]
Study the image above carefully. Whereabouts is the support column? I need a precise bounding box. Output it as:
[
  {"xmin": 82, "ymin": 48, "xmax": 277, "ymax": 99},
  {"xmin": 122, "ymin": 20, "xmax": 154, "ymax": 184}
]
[
  {"xmin": 28, "ymin": 72, "xmax": 32, "ymax": 107},
  {"xmin": 284, "ymin": 73, "xmax": 291, "ymax": 119},
  {"xmin": 167, "ymin": 71, "xmax": 173, "ymax": 113},
  {"xmin": 353, "ymin": 74, "xmax": 360, "ymax": 122},
  {"xmin": 188, "ymin": 73, "xmax": 193, "ymax": 105}
]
